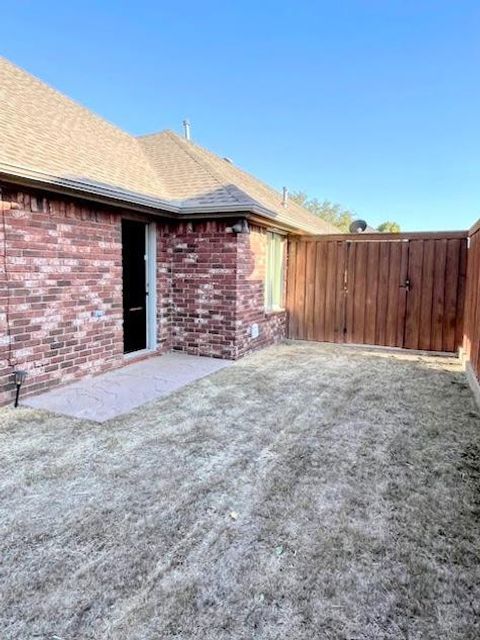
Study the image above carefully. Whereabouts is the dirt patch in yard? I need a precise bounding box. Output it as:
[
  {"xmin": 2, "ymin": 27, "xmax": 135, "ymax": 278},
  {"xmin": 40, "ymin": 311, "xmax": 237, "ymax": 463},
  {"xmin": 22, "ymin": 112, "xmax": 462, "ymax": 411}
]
[{"xmin": 1, "ymin": 342, "xmax": 479, "ymax": 639}]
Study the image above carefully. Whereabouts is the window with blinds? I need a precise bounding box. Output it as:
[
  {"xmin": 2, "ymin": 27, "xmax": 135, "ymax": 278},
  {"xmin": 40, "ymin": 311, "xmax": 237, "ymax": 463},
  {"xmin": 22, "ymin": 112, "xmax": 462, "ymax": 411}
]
[{"xmin": 265, "ymin": 232, "xmax": 286, "ymax": 311}]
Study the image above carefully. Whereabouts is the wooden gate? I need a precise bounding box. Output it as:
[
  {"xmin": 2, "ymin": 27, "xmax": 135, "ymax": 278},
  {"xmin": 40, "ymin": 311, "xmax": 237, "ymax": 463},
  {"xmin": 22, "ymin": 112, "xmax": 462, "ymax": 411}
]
[{"xmin": 286, "ymin": 232, "xmax": 467, "ymax": 353}]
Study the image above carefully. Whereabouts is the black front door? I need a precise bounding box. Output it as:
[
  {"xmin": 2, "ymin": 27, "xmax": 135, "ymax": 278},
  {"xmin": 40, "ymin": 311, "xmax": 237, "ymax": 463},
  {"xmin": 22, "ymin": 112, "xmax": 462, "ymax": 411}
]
[{"xmin": 122, "ymin": 219, "xmax": 147, "ymax": 353}]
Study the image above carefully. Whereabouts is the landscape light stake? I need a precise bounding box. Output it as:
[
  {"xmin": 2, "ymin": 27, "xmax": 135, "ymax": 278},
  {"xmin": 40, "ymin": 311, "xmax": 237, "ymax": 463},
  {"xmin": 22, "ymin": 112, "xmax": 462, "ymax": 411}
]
[{"xmin": 13, "ymin": 370, "xmax": 27, "ymax": 408}]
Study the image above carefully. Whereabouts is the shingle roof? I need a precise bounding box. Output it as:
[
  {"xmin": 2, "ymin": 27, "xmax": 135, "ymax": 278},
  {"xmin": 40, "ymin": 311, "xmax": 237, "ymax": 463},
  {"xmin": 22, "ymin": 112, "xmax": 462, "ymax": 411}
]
[
  {"xmin": 0, "ymin": 57, "xmax": 169, "ymax": 202},
  {"xmin": 0, "ymin": 56, "xmax": 337, "ymax": 234},
  {"xmin": 139, "ymin": 131, "xmax": 337, "ymax": 233}
]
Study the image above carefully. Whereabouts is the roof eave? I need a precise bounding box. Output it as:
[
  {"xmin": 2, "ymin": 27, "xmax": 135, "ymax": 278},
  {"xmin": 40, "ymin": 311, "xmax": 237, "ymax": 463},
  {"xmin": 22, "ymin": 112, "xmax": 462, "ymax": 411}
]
[
  {"xmin": 177, "ymin": 202, "xmax": 327, "ymax": 234},
  {"xmin": 0, "ymin": 162, "xmax": 180, "ymax": 215},
  {"xmin": 0, "ymin": 163, "xmax": 326, "ymax": 234}
]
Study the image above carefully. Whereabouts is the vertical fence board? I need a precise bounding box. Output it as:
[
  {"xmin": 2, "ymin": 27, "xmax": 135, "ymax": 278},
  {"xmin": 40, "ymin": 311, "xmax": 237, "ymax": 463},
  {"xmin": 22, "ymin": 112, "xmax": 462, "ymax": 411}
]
[
  {"xmin": 385, "ymin": 242, "xmax": 401, "ymax": 347},
  {"xmin": 472, "ymin": 234, "xmax": 480, "ymax": 370},
  {"xmin": 286, "ymin": 239, "xmax": 297, "ymax": 337},
  {"xmin": 418, "ymin": 239, "xmax": 435, "ymax": 350},
  {"xmin": 345, "ymin": 242, "xmax": 355, "ymax": 343},
  {"xmin": 396, "ymin": 242, "xmax": 409, "ymax": 348},
  {"xmin": 443, "ymin": 239, "xmax": 460, "ymax": 352},
  {"xmin": 304, "ymin": 241, "xmax": 316, "ymax": 340},
  {"xmin": 375, "ymin": 241, "xmax": 390, "ymax": 345},
  {"xmin": 464, "ymin": 226, "xmax": 480, "ymax": 380},
  {"xmin": 431, "ymin": 239, "xmax": 447, "ymax": 352},
  {"xmin": 335, "ymin": 242, "xmax": 346, "ymax": 342},
  {"xmin": 295, "ymin": 240, "xmax": 307, "ymax": 339},
  {"xmin": 474, "ymin": 234, "xmax": 480, "ymax": 373},
  {"xmin": 364, "ymin": 242, "xmax": 380, "ymax": 345},
  {"xmin": 324, "ymin": 242, "xmax": 337, "ymax": 342},
  {"xmin": 404, "ymin": 240, "xmax": 424, "ymax": 350},
  {"xmin": 473, "ymin": 234, "xmax": 480, "ymax": 373},
  {"xmin": 352, "ymin": 241, "xmax": 368, "ymax": 344},
  {"xmin": 455, "ymin": 238, "xmax": 467, "ymax": 351},
  {"xmin": 313, "ymin": 241, "xmax": 327, "ymax": 341}
]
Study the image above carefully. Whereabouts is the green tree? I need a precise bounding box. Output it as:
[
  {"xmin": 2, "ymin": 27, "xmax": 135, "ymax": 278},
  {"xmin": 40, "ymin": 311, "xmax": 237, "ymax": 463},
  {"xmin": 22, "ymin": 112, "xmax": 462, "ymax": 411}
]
[
  {"xmin": 377, "ymin": 221, "xmax": 401, "ymax": 233},
  {"xmin": 291, "ymin": 191, "xmax": 400, "ymax": 233},
  {"xmin": 290, "ymin": 191, "xmax": 354, "ymax": 232}
]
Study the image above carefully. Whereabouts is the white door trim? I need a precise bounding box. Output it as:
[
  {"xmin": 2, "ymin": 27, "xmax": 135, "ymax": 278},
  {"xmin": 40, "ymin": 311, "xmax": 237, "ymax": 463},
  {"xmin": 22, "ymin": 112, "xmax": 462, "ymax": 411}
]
[{"xmin": 145, "ymin": 223, "xmax": 157, "ymax": 351}]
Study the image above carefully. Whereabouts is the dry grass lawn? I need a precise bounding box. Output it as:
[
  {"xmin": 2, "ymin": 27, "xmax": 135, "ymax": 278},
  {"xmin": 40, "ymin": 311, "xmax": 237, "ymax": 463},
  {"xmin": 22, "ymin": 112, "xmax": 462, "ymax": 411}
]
[{"xmin": 1, "ymin": 342, "xmax": 480, "ymax": 639}]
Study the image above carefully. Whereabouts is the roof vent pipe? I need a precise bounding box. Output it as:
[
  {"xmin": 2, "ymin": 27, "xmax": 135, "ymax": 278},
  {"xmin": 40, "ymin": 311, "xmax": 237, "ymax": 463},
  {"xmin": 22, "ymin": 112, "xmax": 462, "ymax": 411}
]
[
  {"xmin": 282, "ymin": 186, "xmax": 288, "ymax": 207},
  {"xmin": 183, "ymin": 119, "xmax": 191, "ymax": 141}
]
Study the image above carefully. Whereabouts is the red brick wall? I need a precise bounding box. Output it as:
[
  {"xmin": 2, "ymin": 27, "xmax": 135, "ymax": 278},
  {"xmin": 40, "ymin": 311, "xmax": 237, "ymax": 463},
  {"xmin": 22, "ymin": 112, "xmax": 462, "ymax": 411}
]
[
  {"xmin": 235, "ymin": 225, "xmax": 287, "ymax": 358},
  {"xmin": 0, "ymin": 189, "xmax": 126, "ymax": 404},
  {"xmin": 0, "ymin": 185, "xmax": 286, "ymax": 405},
  {"xmin": 161, "ymin": 221, "xmax": 287, "ymax": 360},
  {"xmin": 0, "ymin": 202, "xmax": 10, "ymax": 402},
  {"xmin": 0, "ymin": 188, "xmax": 176, "ymax": 405},
  {"xmin": 156, "ymin": 224, "xmax": 173, "ymax": 353},
  {"xmin": 164, "ymin": 220, "xmax": 239, "ymax": 358}
]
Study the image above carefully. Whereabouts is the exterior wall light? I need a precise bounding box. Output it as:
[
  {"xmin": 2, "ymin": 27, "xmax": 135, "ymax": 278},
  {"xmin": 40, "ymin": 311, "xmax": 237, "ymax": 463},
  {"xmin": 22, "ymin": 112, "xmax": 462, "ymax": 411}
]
[
  {"xmin": 13, "ymin": 370, "xmax": 27, "ymax": 408},
  {"xmin": 231, "ymin": 219, "xmax": 250, "ymax": 234}
]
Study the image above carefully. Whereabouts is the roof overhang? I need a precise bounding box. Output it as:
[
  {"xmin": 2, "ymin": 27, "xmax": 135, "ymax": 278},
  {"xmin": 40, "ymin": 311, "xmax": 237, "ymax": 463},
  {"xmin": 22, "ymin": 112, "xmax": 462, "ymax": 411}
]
[
  {"xmin": 0, "ymin": 162, "xmax": 179, "ymax": 216},
  {"xmin": 0, "ymin": 162, "xmax": 318, "ymax": 235}
]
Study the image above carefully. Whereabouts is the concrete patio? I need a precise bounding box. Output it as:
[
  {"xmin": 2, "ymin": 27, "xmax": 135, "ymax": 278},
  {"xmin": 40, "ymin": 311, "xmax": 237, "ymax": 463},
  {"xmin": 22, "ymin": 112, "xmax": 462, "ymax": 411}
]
[{"xmin": 23, "ymin": 352, "xmax": 231, "ymax": 422}]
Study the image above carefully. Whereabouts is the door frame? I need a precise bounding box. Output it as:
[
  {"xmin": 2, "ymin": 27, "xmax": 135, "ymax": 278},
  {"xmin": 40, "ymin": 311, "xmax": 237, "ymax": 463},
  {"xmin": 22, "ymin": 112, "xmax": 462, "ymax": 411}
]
[
  {"xmin": 145, "ymin": 222, "xmax": 157, "ymax": 352},
  {"xmin": 121, "ymin": 218, "xmax": 157, "ymax": 355}
]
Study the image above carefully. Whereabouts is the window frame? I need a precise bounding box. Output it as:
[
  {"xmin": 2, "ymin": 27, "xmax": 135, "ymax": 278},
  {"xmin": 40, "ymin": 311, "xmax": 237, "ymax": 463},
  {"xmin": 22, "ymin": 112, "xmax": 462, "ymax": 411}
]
[{"xmin": 265, "ymin": 231, "xmax": 286, "ymax": 312}]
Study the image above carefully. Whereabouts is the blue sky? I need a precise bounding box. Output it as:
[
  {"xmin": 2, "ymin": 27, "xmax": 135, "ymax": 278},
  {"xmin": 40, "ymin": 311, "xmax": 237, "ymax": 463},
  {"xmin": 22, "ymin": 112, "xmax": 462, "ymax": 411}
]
[{"xmin": 1, "ymin": 1, "xmax": 479, "ymax": 230}]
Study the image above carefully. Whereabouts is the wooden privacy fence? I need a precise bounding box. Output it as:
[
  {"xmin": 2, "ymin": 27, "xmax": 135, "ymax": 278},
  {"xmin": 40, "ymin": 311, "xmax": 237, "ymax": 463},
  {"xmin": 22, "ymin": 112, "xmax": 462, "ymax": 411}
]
[
  {"xmin": 286, "ymin": 232, "xmax": 467, "ymax": 353},
  {"xmin": 464, "ymin": 221, "xmax": 480, "ymax": 376}
]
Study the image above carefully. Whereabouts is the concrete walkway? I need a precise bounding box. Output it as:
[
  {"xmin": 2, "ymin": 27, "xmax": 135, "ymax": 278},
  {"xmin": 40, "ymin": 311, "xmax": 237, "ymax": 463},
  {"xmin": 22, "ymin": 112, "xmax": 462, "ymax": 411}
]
[{"xmin": 24, "ymin": 352, "xmax": 231, "ymax": 422}]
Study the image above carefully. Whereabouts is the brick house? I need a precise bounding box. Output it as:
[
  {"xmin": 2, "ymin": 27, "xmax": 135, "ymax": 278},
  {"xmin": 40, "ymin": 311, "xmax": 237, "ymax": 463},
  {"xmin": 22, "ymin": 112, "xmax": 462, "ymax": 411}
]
[{"xmin": 0, "ymin": 57, "xmax": 336, "ymax": 405}]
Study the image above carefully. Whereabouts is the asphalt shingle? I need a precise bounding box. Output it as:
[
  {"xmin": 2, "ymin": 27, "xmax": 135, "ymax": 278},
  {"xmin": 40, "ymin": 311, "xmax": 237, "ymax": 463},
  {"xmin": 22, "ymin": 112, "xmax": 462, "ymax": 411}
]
[{"xmin": 0, "ymin": 56, "xmax": 337, "ymax": 234}]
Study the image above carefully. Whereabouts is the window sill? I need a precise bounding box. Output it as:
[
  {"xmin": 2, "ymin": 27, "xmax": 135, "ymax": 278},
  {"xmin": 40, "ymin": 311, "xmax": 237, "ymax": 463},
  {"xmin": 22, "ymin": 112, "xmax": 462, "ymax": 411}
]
[{"xmin": 265, "ymin": 307, "xmax": 286, "ymax": 316}]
